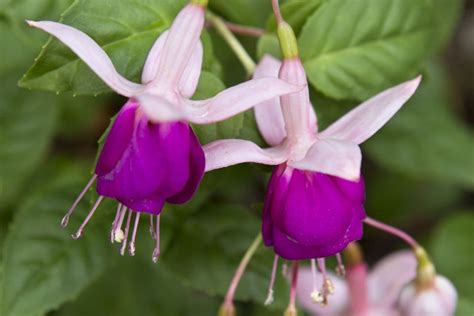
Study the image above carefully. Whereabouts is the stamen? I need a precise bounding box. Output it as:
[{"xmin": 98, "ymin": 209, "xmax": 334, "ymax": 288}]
[
  {"xmin": 336, "ymin": 253, "xmax": 346, "ymax": 276},
  {"xmin": 310, "ymin": 259, "xmax": 323, "ymax": 304},
  {"xmin": 110, "ymin": 203, "xmax": 122, "ymax": 243},
  {"xmin": 128, "ymin": 212, "xmax": 141, "ymax": 256},
  {"xmin": 265, "ymin": 255, "xmax": 279, "ymax": 305},
  {"xmin": 113, "ymin": 206, "xmax": 127, "ymax": 243},
  {"xmin": 285, "ymin": 261, "xmax": 299, "ymax": 315},
  {"xmin": 120, "ymin": 210, "xmax": 132, "ymax": 256},
  {"xmin": 152, "ymin": 215, "xmax": 161, "ymax": 263},
  {"xmin": 61, "ymin": 175, "xmax": 97, "ymax": 227},
  {"xmin": 317, "ymin": 258, "xmax": 335, "ymax": 306},
  {"xmin": 71, "ymin": 195, "xmax": 104, "ymax": 240},
  {"xmin": 149, "ymin": 214, "xmax": 156, "ymax": 239}
]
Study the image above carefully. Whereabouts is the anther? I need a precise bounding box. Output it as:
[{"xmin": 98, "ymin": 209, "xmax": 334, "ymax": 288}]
[
  {"xmin": 110, "ymin": 203, "xmax": 122, "ymax": 243},
  {"xmin": 113, "ymin": 206, "xmax": 127, "ymax": 243}
]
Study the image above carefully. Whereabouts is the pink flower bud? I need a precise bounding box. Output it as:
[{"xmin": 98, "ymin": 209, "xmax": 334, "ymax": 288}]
[{"xmin": 398, "ymin": 275, "xmax": 457, "ymax": 316}]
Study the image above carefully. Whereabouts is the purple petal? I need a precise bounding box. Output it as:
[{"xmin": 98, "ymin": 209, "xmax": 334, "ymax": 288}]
[
  {"xmin": 166, "ymin": 127, "xmax": 205, "ymax": 204},
  {"xmin": 262, "ymin": 165, "xmax": 366, "ymax": 259},
  {"xmin": 95, "ymin": 104, "xmax": 203, "ymax": 213}
]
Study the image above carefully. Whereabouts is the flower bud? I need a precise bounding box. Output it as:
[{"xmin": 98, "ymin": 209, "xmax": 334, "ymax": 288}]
[{"xmin": 398, "ymin": 275, "xmax": 457, "ymax": 316}]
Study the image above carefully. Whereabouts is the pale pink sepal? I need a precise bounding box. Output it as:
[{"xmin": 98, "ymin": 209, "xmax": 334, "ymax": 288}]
[
  {"xmin": 141, "ymin": 30, "xmax": 203, "ymax": 98},
  {"xmin": 295, "ymin": 267, "xmax": 348, "ymax": 316},
  {"xmin": 368, "ymin": 250, "xmax": 417, "ymax": 309},
  {"xmin": 188, "ymin": 78, "xmax": 304, "ymax": 124},
  {"xmin": 289, "ymin": 139, "xmax": 362, "ymax": 181},
  {"xmin": 26, "ymin": 20, "xmax": 143, "ymax": 97},
  {"xmin": 253, "ymin": 55, "xmax": 287, "ymax": 146},
  {"xmin": 136, "ymin": 93, "xmax": 188, "ymax": 122},
  {"xmin": 319, "ymin": 77, "xmax": 422, "ymax": 144},
  {"xmin": 203, "ymin": 140, "xmax": 289, "ymax": 172},
  {"xmin": 155, "ymin": 4, "xmax": 205, "ymax": 86}
]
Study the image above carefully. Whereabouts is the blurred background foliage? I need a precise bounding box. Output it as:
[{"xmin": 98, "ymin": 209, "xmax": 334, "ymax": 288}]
[{"xmin": 0, "ymin": 0, "xmax": 473, "ymax": 315}]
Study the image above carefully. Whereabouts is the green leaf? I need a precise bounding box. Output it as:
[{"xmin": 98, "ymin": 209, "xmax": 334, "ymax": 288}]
[
  {"xmin": 19, "ymin": 0, "xmax": 202, "ymax": 95},
  {"xmin": 299, "ymin": 0, "xmax": 435, "ymax": 100},
  {"xmin": 0, "ymin": 0, "xmax": 74, "ymax": 75},
  {"xmin": 257, "ymin": 34, "xmax": 282, "ymax": 60},
  {"xmin": 456, "ymin": 297, "xmax": 474, "ymax": 316},
  {"xmin": 430, "ymin": 212, "xmax": 474, "ymax": 299},
  {"xmin": 364, "ymin": 63, "xmax": 474, "ymax": 188},
  {"xmin": 430, "ymin": 0, "xmax": 464, "ymax": 51},
  {"xmin": 162, "ymin": 203, "xmax": 289, "ymax": 310},
  {"xmin": 57, "ymin": 256, "xmax": 220, "ymax": 316},
  {"xmin": 0, "ymin": 74, "xmax": 59, "ymax": 207},
  {"xmin": 209, "ymin": 0, "xmax": 272, "ymax": 27},
  {"xmin": 266, "ymin": 0, "xmax": 324, "ymax": 34},
  {"xmin": 0, "ymin": 169, "xmax": 112, "ymax": 316}
]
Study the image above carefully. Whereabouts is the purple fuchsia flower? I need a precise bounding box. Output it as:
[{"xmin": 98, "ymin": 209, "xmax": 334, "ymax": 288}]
[
  {"xmin": 204, "ymin": 55, "xmax": 421, "ymax": 261},
  {"xmin": 295, "ymin": 248, "xmax": 418, "ymax": 316},
  {"xmin": 204, "ymin": 15, "xmax": 420, "ymax": 307},
  {"xmin": 27, "ymin": 0, "xmax": 302, "ymax": 260}
]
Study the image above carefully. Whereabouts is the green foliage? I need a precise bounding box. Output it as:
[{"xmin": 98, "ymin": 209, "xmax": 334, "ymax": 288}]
[
  {"xmin": 365, "ymin": 64, "xmax": 474, "ymax": 188},
  {"xmin": 0, "ymin": 168, "xmax": 112, "ymax": 316},
  {"xmin": 0, "ymin": 74, "xmax": 58, "ymax": 208},
  {"xmin": 299, "ymin": 0, "xmax": 434, "ymax": 100},
  {"xmin": 209, "ymin": 0, "xmax": 272, "ymax": 27},
  {"xmin": 57, "ymin": 257, "xmax": 220, "ymax": 316},
  {"xmin": 431, "ymin": 212, "xmax": 474, "ymax": 299},
  {"xmin": 162, "ymin": 203, "xmax": 289, "ymax": 310},
  {"xmin": 19, "ymin": 0, "xmax": 190, "ymax": 95},
  {"xmin": 0, "ymin": 0, "xmax": 471, "ymax": 315}
]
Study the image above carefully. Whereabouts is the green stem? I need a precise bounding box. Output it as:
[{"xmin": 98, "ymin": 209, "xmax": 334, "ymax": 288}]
[{"xmin": 207, "ymin": 11, "xmax": 256, "ymax": 77}]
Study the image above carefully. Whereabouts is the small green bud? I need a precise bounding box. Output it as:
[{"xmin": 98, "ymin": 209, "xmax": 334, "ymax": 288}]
[{"xmin": 277, "ymin": 22, "xmax": 299, "ymax": 58}]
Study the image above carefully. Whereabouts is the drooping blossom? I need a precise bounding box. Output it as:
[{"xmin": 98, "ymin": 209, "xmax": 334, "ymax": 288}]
[
  {"xmin": 27, "ymin": 0, "xmax": 302, "ymax": 261},
  {"xmin": 295, "ymin": 250, "xmax": 418, "ymax": 316},
  {"xmin": 398, "ymin": 248, "xmax": 457, "ymax": 316},
  {"xmin": 204, "ymin": 54, "xmax": 421, "ymax": 260}
]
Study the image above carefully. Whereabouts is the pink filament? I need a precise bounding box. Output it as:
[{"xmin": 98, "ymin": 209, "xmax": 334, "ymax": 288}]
[
  {"xmin": 288, "ymin": 261, "xmax": 299, "ymax": 309},
  {"xmin": 265, "ymin": 255, "xmax": 279, "ymax": 305},
  {"xmin": 61, "ymin": 175, "xmax": 97, "ymax": 227},
  {"xmin": 129, "ymin": 212, "xmax": 141, "ymax": 256},
  {"xmin": 120, "ymin": 210, "xmax": 132, "ymax": 256},
  {"xmin": 152, "ymin": 215, "xmax": 161, "ymax": 263},
  {"xmin": 71, "ymin": 195, "xmax": 104, "ymax": 239},
  {"xmin": 311, "ymin": 259, "xmax": 318, "ymax": 292}
]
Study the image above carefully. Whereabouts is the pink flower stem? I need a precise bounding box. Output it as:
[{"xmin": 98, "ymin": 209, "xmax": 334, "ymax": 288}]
[
  {"xmin": 224, "ymin": 233, "xmax": 262, "ymax": 305},
  {"xmin": 271, "ymin": 0, "xmax": 284, "ymax": 25},
  {"xmin": 220, "ymin": 21, "xmax": 266, "ymax": 37},
  {"xmin": 364, "ymin": 217, "xmax": 419, "ymax": 250}
]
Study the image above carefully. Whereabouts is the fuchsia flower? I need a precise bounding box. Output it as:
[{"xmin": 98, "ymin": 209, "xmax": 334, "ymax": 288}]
[
  {"xmin": 27, "ymin": 1, "xmax": 301, "ymax": 260},
  {"xmin": 205, "ymin": 53, "xmax": 421, "ymax": 260},
  {"xmin": 295, "ymin": 251, "xmax": 418, "ymax": 316},
  {"xmin": 398, "ymin": 271, "xmax": 457, "ymax": 316}
]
